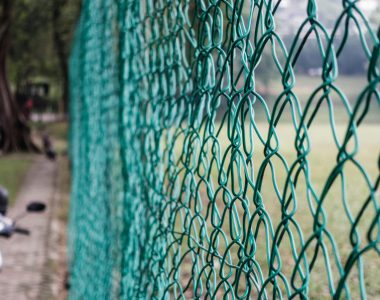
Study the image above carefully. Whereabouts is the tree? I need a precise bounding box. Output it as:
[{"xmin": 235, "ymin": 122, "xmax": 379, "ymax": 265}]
[
  {"xmin": 7, "ymin": 0, "xmax": 80, "ymax": 115},
  {"xmin": 0, "ymin": 0, "xmax": 81, "ymax": 153},
  {"xmin": 0, "ymin": 0, "xmax": 38, "ymax": 152},
  {"xmin": 52, "ymin": 0, "xmax": 81, "ymax": 113}
]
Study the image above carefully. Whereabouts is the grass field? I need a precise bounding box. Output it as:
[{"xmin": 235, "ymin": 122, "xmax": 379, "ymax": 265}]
[
  {"xmin": 149, "ymin": 74, "xmax": 380, "ymax": 298},
  {"xmin": 32, "ymin": 121, "xmax": 68, "ymax": 153},
  {"xmin": 166, "ymin": 118, "xmax": 379, "ymax": 299},
  {"xmin": 259, "ymin": 75, "xmax": 380, "ymax": 124},
  {"xmin": 0, "ymin": 121, "xmax": 68, "ymax": 206},
  {"xmin": 270, "ymin": 75, "xmax": 368, "ymax": 104},
  {"xmin": 0, "ymin": 154, "xmax": 35, "ymax": 205}
]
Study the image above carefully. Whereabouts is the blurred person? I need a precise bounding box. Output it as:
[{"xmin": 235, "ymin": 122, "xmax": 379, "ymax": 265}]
[
  {"xmin": 42, "ymin": 132, "xmax": 56, "ymax": 161},
  {"xmin": 0, "ymin": 187, "xmax": 9, "ymax": 216}
]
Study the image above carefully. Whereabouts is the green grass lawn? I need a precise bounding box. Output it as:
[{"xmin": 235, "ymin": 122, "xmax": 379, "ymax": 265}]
[
  {"xmin": 158, "ymin": 75, "xmax": 379, "ymax": 298},
  {"xmin": 31, "ymin": 121, "xmax": 68, "ymax": 153},
  {"xmin": 44, "ymin": 121, "xmax": 68, "ymax": 141},
  {"xmin": 0, "ymin": 121, "xmax": 68, "ymax": 206},
  {"xmin": 167, "ymin": 120, "xmax": 379, "ymax": 299},
  {"xmin": 0, "ymin": 154, "xmax": 35, "ymax": 205},
  {"xmin": 260, "ymin": 75, "xmax": 380, "ymax": 123},
  {"xmin": 268, "ymin": 75, "xmax": 367, "ymax": 103}
]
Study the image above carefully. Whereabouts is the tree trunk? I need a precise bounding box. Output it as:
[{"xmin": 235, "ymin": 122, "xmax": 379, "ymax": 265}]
[
  {"xmin": 52, "ymin": 0, "xmax": 69, "ymax": 114},
  {"xmin": 0, "ymin": 0, "xmax": 38, "ymax": 153}
]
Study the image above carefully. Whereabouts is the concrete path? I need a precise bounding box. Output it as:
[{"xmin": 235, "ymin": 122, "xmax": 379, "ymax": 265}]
[{"xmin": 0, "ymin": 157, "xmax": 58, "ymax": 299}]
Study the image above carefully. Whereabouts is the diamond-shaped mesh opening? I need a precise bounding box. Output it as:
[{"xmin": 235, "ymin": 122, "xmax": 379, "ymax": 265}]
[{"xmin": 69, "ymin": 0, "xmax": 379, "ymax": 299}]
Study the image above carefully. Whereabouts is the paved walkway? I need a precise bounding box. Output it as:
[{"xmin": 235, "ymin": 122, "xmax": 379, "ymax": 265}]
[{"xmin": 0, "ymin": 157, "xmax": 58, "ymax": 299}]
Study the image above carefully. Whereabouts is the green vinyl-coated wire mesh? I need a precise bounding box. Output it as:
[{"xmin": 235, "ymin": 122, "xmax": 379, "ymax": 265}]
[{"xmin": 69, "ymin": 0, "xmax": 380, "ymax": 299}]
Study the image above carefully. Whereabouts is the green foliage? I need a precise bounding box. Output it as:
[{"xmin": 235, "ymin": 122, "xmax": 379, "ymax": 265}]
[
  {"xmin": 8, "ymin": 0, "xmax": 81, "ymax": 102},
  {"xmin": 53, "ymin": 0, "xmax": 82, "ymax": 61},
  {"xmin": 9, "ymin": 0, "xmax": 53, "ymax": 84}
]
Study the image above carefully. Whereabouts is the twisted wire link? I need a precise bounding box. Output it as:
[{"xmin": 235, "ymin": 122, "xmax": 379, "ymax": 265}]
[{"xmin": 69, "ymin": 0, "xmax": 379, "ymax": 299}]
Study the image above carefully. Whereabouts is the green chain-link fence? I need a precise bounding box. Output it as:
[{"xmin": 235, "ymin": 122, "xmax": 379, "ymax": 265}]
[{"xmin": 69, "ymin": 0, "xmax": 379, "ymax": 298}]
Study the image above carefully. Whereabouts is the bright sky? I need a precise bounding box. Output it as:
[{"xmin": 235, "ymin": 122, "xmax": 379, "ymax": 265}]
[
  {"xmin": 280, "ymin": 0, "xmax": 379, "ymax": 11},
  {"xmin": 357, "ymin": 0, "xmax": 379, "ymax": 11}
]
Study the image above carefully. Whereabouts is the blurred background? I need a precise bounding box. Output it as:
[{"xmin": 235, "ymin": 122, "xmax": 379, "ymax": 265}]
[
  {"xmin": 0, "ymin": 1, "xmax": 80, "ymax": 299},
  {"xmin": 0, "ymin": 0, "xmax": 378, "ymax": 299}
]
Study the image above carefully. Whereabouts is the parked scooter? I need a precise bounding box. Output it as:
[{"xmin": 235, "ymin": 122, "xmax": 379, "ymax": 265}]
[{"xmin": 0, "ymin": 187, "xmax": 46, "ymax": 269}]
